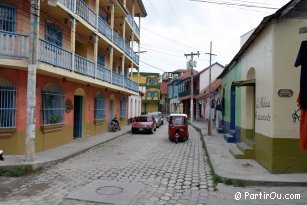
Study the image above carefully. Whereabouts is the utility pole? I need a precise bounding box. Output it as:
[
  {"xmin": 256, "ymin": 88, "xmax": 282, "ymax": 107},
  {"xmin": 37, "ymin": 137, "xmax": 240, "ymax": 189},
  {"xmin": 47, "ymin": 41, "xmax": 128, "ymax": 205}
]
[
  {"xmin": 25, "ymin": 0, "xmax": 40, "ymax": 162},
  {"xmin": 184, "ymin": 51, "xmax": 200, "ymax": 122},
  {"xmin": 205, "ymin": 42, "xmax": 217, "ymax": 135}
]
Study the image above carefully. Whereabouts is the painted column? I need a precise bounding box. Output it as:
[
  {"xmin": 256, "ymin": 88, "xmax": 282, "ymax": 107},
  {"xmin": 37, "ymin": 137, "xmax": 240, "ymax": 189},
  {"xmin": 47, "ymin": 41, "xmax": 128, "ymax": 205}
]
[
  {"xmin": 26, "ymin": 0, "xmax": 40, "ymax": 162},
  {"xmin": 70, "ymin": 18, "xmax": 77, "ymax": 72},
  {"xmin": 95, "ymin": 0, "xmax": 99, "ymax": 28},
  {"xmin": 121, "ymin": 55, "xmax": 125, "ymax": 87},
  {"xmin": 110, "ymin": 3, "xmax": 115, "ymax": 83},
  {"xmin": 93, "ymin": 34, "xmax": 99, "ymax": 78}
]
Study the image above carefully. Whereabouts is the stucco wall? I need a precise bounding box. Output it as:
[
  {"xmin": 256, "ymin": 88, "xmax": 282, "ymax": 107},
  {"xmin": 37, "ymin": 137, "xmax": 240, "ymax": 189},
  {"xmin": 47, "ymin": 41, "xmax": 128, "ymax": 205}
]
[
  {"xmin": 240, "ymin": 26, "xmax": 274, "ymax": 137},
  {"xmin": 199, "ymin": 64, "xmax": 224, "ymax": 92},
  {"xmin": 272, "ymin": 18, "xmax": 304, "ymax": 139}
]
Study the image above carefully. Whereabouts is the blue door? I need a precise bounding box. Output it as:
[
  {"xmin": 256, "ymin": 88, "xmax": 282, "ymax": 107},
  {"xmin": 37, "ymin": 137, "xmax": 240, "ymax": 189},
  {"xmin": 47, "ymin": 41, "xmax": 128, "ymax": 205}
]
[
  {"xmin": 73, "ymin": 95, "xmax": 83, "ymax": 139},
  {"xmin": 230, "ymin": 85, "xmax": 236, "ymax": 130}
]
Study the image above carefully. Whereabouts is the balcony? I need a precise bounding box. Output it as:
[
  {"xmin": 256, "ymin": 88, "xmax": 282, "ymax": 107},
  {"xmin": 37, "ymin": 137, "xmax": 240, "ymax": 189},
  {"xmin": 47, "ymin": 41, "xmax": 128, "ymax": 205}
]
[
  {"xmin": 126, "ymin": 11, "xmax": 140, "ymax": 37},
  {"xmin": 178, "ymin": 89, "xmax": 200, "ymax": 98},
  {"xmin": 58, "ymin": 0, "xmax": 139, "ymax": 64},
  {"xmin": 0, "ymin": 31, "xmax": 139, "ymax": 93}
]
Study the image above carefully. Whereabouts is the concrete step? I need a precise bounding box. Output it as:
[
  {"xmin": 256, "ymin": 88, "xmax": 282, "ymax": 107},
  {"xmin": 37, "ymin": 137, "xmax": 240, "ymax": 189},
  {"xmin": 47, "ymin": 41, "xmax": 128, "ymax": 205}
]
[
  {"xmin": 229, "ymin": 129, "xmax": 236, "ymax": 136},
  {"xmin": 224, "ymin": 134, "xmax": 235, "ymax": 143},
  {"xmin": 244, "ymin": 138, "xmax": 255, "ymax": 149},
  {"xmin": 237, "ymin": 143, "xmax": 254, "ymax": 159},
  {"xmin": 217, "ymin": 127, "xmax": 224, "ymax": 133},
  {"xmin": 229, "ymin": 145, "xmax": 245, "ymax": 159}
]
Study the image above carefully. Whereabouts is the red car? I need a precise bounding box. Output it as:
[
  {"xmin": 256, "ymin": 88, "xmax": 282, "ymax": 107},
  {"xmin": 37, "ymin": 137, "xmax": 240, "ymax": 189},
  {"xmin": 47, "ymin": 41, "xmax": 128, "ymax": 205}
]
[{"xmin": 132, "ymin": 115, "xmax": 157, "ymax": 134}]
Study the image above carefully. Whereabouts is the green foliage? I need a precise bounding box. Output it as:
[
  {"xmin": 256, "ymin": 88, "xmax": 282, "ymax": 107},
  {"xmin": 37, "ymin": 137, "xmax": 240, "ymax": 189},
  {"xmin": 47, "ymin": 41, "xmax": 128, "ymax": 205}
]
[
  {"xmin": 233, "ymin": 179, "xmax": 246, "ymax": 187},
  {"xmin": 224, "ymin": 178, "xmax": 233, "ymax": 185},
  {"xmin": 0, "ymin": 165, "xmax": 43, "ymax": 177},
  {"xmin": 50, "ymin": 115, "xmax": 62, "ymax": 124}
]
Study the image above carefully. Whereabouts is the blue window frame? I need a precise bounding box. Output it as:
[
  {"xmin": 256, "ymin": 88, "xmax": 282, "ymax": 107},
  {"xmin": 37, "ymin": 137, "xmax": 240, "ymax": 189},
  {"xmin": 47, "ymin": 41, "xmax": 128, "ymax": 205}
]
[
  {"xmin": 120, "ymin": 96, "xmax": 126, "ymax": 117},
  {"xmin": 154, "ymin": 91, "xmax": 159, "ymax": 98},
  {"xmin": 0, "ymin": 77, "xmax": 17, "ymax": 128},
  {"xmin": 41, "ymin": 83, "xmax": 65, "ymax": 125},
  {"xmin": 98, "ymin": 53, "xmax": 105, "ymax": 67},
  {"xmin": 94, "ymin": 92, "xmax": 106, "ymax": 120},
  {"xmin": 45, "ymin": 21, "xmax": 63, "ymax": 47},
  {"xmin": 0, "ymin": 4, "xmax": 16, "ymax": 32}
]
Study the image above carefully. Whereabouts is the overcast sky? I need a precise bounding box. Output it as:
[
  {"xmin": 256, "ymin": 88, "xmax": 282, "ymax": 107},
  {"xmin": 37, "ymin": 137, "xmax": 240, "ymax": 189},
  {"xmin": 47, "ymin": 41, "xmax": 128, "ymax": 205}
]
[{"xmin": 138, "ymin": 0, "xmax": 290, "ymax": 74}]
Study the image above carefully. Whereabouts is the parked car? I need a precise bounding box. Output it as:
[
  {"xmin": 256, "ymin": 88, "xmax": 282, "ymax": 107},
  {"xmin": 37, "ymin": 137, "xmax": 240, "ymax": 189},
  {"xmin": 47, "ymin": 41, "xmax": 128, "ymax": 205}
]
[
  {"xmin": 157, "ymin": 112, "xmax": 163, "ymax": 125},
  {"xmin": 132, "ymin": 115, "xmax": 157, "ymax": 134},
  {"xmin": 148, "ymin": 112, "xmax": 162, "ymax": 127}
]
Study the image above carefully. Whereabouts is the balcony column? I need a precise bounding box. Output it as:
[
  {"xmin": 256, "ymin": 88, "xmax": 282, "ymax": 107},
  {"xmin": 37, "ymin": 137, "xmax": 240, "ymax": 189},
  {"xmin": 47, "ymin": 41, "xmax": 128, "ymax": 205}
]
[
  {"xmin": 110, "ymin": 3, "xmax": 115, "ymax": 40},
  {"xmin": 70, "ymin": 18, "xmax": 77, "ymax": 72},
  {"xmin": 124, "ymin": 0, "xmax": 126, "ymax": 8},
  {"xmin": 122, "ymin": 17, "xmax": 126, "ymax": 43},
  {"xmin": 73, "ymin": 0, "xmax": 77, "ymax": 13},
  {"xmin": 109, "ymin": 46, "xmax": 113, "ymax": 84},
  {"xmin": 132, "ymin": 0, "xmax": 135, "ymax": 17},
  {"xmin": 95, "ymin": 0, "xmax": 100, "ymax": 28},
  {"xmin": 121, "ymin": 55, "xmax": 125, "ymax": 87},
  {"xmin": 93, "ymin": 34, "xmax": 99, "ymax": 78}
]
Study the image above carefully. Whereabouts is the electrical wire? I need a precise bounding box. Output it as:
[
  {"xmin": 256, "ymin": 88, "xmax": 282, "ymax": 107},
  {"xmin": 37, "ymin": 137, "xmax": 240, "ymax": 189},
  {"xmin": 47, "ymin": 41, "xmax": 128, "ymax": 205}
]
[
  {"xmin": 189, "ymin": 0, "xmax": 279, "ymax": 9},
  {"xmin": 140, "ymin": 60, "xmax": 167, "ymax": 72}
]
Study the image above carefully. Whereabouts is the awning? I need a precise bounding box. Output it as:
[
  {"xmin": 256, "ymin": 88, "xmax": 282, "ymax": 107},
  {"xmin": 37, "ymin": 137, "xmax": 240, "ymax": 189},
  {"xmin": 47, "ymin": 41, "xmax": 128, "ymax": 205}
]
[{"xmin": 232, "ymin": 79, "xmax": 255, "ymax": 87}]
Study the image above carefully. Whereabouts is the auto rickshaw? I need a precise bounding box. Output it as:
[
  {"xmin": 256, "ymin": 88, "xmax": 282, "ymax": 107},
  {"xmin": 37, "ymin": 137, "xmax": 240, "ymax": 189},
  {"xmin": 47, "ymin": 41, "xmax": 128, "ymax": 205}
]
[{"xmin": 168, "ymin": 114, "xmax": 189, "ymax": 143}]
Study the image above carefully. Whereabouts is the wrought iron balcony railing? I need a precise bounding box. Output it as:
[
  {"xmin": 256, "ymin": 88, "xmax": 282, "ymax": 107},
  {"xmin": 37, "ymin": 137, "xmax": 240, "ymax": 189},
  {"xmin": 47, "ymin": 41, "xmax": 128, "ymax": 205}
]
[{"xmin": 178, "ymin": 89, "xmax": 200, "ymax": 98}]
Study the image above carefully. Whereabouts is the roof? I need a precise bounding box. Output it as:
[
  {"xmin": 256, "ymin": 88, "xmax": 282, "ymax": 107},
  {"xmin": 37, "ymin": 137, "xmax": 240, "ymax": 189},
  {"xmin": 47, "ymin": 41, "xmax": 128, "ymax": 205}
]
[
  {"xmin": 196, "ymin": 62, "xmax": 225, "ymax": 76},
  {"xmin": 176, "ymin": 70, "xmax": 199, "ymax": 81},
  {"xmin": 197, "ymin": 79, "xmax": 221, "ymax": 99},
  {"xmin": 218, "ymin": 0, "xmax": 301, "ymax": 79},
  {"xmin": 173, "ymin": 69, "xmax": 189, "ymax": 73},
  {"xmin": 169, "ymin": 114, "xmax": 188, "ymax": 117},
  {"xmin": 160, "ymin": 82, "xmax": 168, "ymax": 94},
  {"xmin": 136, "ymin": 0, "xmax": 147, "ymax": 17}
]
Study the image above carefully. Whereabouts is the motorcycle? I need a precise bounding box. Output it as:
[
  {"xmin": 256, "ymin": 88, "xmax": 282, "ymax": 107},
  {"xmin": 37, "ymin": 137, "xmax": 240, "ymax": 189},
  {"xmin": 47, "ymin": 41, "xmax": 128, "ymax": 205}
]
[
  {"xmin": 0, "ymin": 149, "xmax": 4, "ymax": 161},
  {"xmin": 110, "ymin": 117, "xmax": 121, "ymax": 132}
]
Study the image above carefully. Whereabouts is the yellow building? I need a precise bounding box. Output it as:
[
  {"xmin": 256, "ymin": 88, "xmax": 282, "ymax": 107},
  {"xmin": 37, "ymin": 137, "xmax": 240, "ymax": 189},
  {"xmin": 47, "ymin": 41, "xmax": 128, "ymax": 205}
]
[
  {"xmin": 132, "ymin": 72, "xmax": 160, "ymax": 113},
  {"xmin": 0, "ymin": 0, "xmax": 147, "ymax": 155}
]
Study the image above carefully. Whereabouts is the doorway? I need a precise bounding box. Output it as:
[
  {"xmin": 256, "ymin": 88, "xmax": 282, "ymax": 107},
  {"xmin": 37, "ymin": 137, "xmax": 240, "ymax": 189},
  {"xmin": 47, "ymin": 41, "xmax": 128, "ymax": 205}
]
[
  {"xmin": 109, "ymin": 99, "xmax": 114, "ymax": 120},
  {"xmin": 73, "ymin": 95, "xmax": 83, "ymax": 139}
]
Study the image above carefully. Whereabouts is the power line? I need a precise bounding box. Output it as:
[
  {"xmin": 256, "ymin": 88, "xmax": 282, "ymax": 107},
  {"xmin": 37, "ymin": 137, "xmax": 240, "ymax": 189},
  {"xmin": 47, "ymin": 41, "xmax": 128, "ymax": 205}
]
[
  {"xmin": 140, "ymin": 60, "xmax": 167, "ymax": 72},
  {"xmin": 142, "ymin": 27, "xmax": 197, "ymax": 50},
  {"xmin": 188, "ymin": 0, "xmax": 279, "ymax": 9}
]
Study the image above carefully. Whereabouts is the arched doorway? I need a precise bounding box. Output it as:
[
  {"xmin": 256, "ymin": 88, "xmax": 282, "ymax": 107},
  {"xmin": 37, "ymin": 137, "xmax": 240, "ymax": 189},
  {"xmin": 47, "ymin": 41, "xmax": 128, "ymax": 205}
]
[{"xmin": 73, "ymin": 88, "xmax": 85, "ymax": 139}]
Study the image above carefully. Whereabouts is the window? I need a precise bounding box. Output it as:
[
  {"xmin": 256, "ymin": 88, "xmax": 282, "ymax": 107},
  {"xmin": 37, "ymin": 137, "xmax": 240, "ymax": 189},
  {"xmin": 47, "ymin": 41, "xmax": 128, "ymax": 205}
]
[
  {"xmin": 45, "ymin": 21, "xmax": 63, "ymax": 47},
  {"xmin": 120, "ymin": 96, "xmax": 126, "ymax": 117},
  {"xmin": 0, "ymin": 77, "xmax": 16, "ymax": 128},
  {"xmin": 147, "ymin": 78, "xmax": 157, "ymax": 86},
  {"xmin": 146, "ymin": 91, "xmax": 152, "ymax": 99},
  {"xmin": 41, "ymin": 83, "xmax": 65, "ymax": 125},
  {"xmin": 98, "ymin": 53, "xmax": 105, "ymax": 67},
  {"xmin": 0, "ymin": 4, "xmax": 16, "ymax": 32},
  {"xmin": 94, "ymin": 92, "xmax": 106, "ymax": 120},
  {"xmin": 154, "ymin": 91, "xmax": 159, "ymax": 98}
]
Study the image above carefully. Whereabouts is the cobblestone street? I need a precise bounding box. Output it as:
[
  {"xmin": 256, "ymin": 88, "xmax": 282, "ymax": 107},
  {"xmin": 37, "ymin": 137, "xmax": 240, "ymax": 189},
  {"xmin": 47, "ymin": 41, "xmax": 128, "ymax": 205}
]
[{"xmin": 1, "ymin": 125, "xmax": 307, "ymax": 205}]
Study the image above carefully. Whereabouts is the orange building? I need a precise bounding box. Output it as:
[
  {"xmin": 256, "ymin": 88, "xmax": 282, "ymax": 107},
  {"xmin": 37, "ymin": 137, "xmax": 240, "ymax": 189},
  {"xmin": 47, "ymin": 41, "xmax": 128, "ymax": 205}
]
[{"xmin": 0, "ymin": 0, "xmax": 147, "ymax": 154}]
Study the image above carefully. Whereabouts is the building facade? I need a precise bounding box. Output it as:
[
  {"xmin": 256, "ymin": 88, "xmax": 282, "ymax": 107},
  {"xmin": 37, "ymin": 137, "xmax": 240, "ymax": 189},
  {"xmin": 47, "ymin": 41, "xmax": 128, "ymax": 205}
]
[
  {"xmin": 0, "ymin": 0, "xmax": 147, "ymax": 154},
  {"xmin": 132, "ymin": 72, "xmax": 160, "ymax": 113},
  {"xmin": 219, "ymin": 0, "xmax": 307, "ymax": 173}
]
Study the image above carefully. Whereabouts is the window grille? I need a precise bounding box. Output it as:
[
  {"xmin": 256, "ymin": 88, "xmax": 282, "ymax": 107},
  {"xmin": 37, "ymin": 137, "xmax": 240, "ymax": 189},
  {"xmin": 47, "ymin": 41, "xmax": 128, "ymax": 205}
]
[
  {"xmin": 41, "ymin": 91, "xmax": 65, "ymax": 125},
  {"xmin": 94, "ymin": 93, "xmax": 106, "ymax": 120},
  {"xmin": 45, "ymin": 21, "xmax": 63, "ymax": 47},
  {"xmin": 0, "ymin": 77, "xmax": 17, "ymax": 128},
  {"xmin": 0, "ymin": 4, "xmax": 16, "ymax": 32},
  {"xmin": 120, "ymin": 96, "xmax": 126, "ymax": 117}
]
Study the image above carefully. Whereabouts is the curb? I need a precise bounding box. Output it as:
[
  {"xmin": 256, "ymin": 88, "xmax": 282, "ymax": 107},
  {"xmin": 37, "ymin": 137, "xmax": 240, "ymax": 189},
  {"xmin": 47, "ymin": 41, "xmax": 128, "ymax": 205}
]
[
  {"xmin": 189, "ymin": 122, "xmax": 307, "ymax": 187},
  {"xmin": 0, "ymin": 130, "xmax": 131, "ymax": 170}
]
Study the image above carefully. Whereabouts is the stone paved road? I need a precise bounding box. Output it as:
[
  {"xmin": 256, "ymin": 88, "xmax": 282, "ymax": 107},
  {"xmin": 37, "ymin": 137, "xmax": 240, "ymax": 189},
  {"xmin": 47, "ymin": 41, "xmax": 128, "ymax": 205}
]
[{"xmin": 1, "ymin": 124, "xmax": 307, "ymax": 205}]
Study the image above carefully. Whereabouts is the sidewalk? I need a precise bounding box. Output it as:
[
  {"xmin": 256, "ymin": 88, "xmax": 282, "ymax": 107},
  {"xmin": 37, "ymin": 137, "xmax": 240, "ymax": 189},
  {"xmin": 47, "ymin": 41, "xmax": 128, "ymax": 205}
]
[
  {"xmin": 0, "ymin": 125, "xmax": 131, "ymax": 168},
  {"xmin": 190, "ymin": 121, "xmax": 307, "ymax": 186}
]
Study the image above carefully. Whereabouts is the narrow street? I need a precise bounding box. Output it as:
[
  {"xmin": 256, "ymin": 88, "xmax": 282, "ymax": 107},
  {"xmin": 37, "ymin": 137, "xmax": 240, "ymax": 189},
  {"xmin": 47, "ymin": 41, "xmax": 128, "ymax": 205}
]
[{"xmin": 1, "ymin": 124, "xmax": 307, "ymax": 204}]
